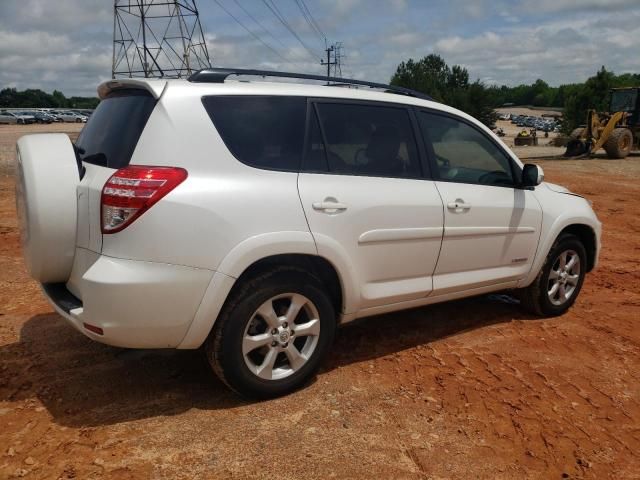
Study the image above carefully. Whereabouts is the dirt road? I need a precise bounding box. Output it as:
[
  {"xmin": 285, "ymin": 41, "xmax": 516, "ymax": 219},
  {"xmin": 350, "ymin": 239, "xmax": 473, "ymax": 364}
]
[{"xmin": 0, "ymin": 126, "xmax": 639, "ymax": 478}]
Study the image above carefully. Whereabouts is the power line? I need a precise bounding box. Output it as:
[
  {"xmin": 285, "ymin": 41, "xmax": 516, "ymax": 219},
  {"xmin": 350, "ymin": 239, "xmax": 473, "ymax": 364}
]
[
  {"xmin": 293, "ymin": 0, "xmax": 325, "ymax": 44},
  {"xmin": 261, "ymin": 0, "xmax": 321, "ymax": 62},
  {"xmin": 296, "ymin": 0, "xmax": 326, "ymax": 42},
  {"xmin": 212, "ymin": 0, "xmax": 299, "ymax": 65},
  {"xmin": 232, "ymin": 0, "xmax": 288, "ymax": 50}
]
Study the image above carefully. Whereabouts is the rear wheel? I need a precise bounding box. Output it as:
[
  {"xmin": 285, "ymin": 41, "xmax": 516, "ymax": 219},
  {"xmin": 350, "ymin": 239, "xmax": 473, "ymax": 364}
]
[
  {"xmin": 205, "ymin": 268, "xmax": 336, "ymax": 399},
  {"xmin": 604, "ymin": 128, "xmax": 632, "ymax": 159},
  {"xmin": 518, "ymin": 234, "xmax": 587, "ymax": 317}
]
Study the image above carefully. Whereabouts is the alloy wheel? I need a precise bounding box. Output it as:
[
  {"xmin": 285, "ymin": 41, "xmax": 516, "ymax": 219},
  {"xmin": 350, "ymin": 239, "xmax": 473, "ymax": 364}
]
[
  {"xmin": 242, "ymin": 293, "xmax": 321, "ymax": 380},
  {"xmin": 547, "ymin": 249, "xmax": 581, "ymax": 306}
]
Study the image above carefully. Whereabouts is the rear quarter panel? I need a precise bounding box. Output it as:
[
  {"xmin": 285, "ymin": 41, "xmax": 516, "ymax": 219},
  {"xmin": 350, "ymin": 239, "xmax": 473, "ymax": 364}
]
[{"xmin": 100, "ymin": 84, "xmax": 314, "ymax": 273}]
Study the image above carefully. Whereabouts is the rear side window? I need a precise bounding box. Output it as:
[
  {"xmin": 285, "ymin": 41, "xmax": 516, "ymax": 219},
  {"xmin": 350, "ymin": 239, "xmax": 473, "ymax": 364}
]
[
  {"xmin": 76, "ymin": 89, "xmax": 156, "ymax": 169},
  {"xmin": 313, "ymin": 103, "xmax": 421, "ymax": 178},
  {"xmin": 202, "ymin": 96, "xmax": 306, "ymax": 171}
]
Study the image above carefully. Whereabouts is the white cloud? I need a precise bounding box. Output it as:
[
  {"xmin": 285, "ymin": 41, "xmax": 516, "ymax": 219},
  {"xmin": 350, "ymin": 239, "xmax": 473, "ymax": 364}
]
[{"xmin": 0, "ymin": 0, "xmax": 639, "ymax": 96}]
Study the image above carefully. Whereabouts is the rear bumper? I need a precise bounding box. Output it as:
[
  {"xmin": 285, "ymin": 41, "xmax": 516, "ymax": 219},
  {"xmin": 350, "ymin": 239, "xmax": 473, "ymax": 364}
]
[{"xmin": 42, "ymin": 252, "xmax": 213, "ymax": 348}]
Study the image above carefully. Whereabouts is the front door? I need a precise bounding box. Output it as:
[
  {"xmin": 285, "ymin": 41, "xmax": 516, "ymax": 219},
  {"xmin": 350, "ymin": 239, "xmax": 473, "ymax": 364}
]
[{"xmin": 417, "ymin": 110, "xmax": 542, "ymax": 295}]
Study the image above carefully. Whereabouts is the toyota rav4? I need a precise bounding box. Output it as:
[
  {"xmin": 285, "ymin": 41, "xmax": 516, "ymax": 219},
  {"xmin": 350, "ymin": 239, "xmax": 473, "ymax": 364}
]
[{"xmin": 15, "ymin": 69, "xmax": 601, "ymax": 398}]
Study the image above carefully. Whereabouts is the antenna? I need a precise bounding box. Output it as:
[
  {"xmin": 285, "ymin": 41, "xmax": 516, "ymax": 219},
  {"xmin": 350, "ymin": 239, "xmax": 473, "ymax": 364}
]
[{"xmin": 112, "ymin": 0, "xmax": 212, "ymax": 79}]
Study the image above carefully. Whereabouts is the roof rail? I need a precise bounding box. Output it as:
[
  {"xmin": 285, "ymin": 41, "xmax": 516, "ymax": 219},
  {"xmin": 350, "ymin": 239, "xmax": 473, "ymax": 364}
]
[{"xmin": 188, "ymin": 67, "xmax": 434, "ymax": 101}]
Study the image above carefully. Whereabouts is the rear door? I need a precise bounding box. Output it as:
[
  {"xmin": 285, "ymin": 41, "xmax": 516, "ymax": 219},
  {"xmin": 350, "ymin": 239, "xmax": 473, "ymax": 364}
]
[
  {"xmin": 417, "ymin": 110, "xmax": 542, "ymax": 295},
  {"xmin": 297, "ymin": 100, "xmax": 444, "ymax": 312},
  {"xmin": 74, "ymin": 89, "xmax": 157, "ymax": 254}
]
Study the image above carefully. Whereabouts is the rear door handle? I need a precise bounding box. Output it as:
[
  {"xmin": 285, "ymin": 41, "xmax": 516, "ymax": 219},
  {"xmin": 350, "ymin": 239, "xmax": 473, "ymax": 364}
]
[{"xmin": 312, "ymin": 199, "xmax": 347, "ymax": 213}]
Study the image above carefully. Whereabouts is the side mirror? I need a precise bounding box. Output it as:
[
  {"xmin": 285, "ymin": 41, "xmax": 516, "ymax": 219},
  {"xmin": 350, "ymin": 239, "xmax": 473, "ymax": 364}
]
[{"xmin": 522, "ymin": 163, "xmax": 544, "ymax": 187}]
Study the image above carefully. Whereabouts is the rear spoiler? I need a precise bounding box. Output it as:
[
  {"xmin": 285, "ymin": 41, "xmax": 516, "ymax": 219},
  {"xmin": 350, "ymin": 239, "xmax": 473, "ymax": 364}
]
[{"xmin": 97, "ymin": 79, "xmax": 167, "ymax": 100}]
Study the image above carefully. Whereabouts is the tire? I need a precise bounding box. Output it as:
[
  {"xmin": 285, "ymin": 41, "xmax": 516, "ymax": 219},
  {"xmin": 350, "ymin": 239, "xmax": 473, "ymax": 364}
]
[
  {"xmin": 518, "ymin": 234, "xmax": 587, "ymax": 317},
  {"xmin": 205, "ymin": 267, "xmax": 336, "ymax": 399},
  {"xmin": 604, "ymin": 128, "xmax": 632, "ymax": 159},
  {"xmin": 570, "ymin": 128, "xmax": 584, "ymax": 139},
  {"xmin": 16, "ymin": 134, "xmax": 79, "ymax": 283}
]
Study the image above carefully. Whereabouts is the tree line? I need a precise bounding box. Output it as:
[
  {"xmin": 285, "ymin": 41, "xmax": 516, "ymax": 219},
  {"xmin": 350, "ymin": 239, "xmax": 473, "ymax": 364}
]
[
  {"xmin": 0, "ymin": 88, "xmax": 99, "ymax": 109},
  {"xmin": 391, "ymin": 54, "xmax": 640, "ymax": 133},
  {"xmin": 2, "ymin": 58, "xmax": 638, "ymax": 133}
]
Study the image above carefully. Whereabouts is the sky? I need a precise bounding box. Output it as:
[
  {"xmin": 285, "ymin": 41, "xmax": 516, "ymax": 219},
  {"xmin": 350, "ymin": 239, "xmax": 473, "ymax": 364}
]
[{"xmin": 1, "ymin": 0, "xmax": 639, "ymax": 97}]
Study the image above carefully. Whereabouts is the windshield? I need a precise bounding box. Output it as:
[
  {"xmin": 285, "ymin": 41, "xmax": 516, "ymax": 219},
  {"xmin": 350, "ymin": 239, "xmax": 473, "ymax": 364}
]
[{"xmin": 610, "ymin": 90, "xmax": 638, "ymax": 112}]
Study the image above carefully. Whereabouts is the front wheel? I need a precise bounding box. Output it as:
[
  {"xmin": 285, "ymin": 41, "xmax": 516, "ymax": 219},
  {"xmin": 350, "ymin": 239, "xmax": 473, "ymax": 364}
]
[
  {"xmin": 205, "ymin": 268, "xmax": 336, "ymax": 399},
  {"xmin": 518, "ymin": 234, "xmax": 587, "ymax": 317},
  {"xmin": 604, "ymin": 128, "xmax": 632, "ymax": 159}
]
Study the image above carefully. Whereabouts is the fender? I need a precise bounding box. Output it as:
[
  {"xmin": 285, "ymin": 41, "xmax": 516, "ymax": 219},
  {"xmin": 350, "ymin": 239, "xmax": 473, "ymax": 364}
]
[
  {"xmin": 518, "ymin": 212, "xmax": 601, "ymax": 288},
  {"xmin": 178, "ymin": 231, "xmax": 319, "ymax": 349}
]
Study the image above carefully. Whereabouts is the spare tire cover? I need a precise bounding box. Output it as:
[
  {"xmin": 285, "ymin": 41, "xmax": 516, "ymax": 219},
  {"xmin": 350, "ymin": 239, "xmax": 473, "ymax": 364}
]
[{"xmin": 16, "ymin": 133, "xmax": 78, "ymax": 283}]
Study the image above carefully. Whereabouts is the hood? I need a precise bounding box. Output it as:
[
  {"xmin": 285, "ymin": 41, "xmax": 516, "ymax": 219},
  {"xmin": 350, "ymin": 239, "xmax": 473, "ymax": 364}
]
[
  {"xmin": 544, "ymin": 182, "xmax": 570, "ymax": 194},
  {"xmin": 544, "ymin": 182, "xmax": 584, "ymax": 199}
]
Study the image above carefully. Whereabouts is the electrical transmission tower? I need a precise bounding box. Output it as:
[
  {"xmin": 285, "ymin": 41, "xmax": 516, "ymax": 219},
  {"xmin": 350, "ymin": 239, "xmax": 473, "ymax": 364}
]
[
  {"xmin": 112, "ymin": 0, "xmax": 211, "ymax": 79},
  {"xmin": 321, "ymin": 42, "xmax": 344, "ymax": 79}
]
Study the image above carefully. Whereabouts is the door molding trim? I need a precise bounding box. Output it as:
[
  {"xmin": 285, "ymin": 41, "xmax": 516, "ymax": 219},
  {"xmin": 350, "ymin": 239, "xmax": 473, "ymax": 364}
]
[
  {"xmin": 443, "ymin": 226, "xmax": 535, "ymax": 239},
  {"xmin": 358, "ymin": 227, "xmax": 443, "ymax": 244}
]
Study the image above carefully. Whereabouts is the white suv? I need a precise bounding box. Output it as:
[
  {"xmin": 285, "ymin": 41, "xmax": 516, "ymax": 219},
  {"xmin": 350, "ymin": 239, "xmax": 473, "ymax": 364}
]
[{"xmin": 15, "ymin": 69, "xmax": 601, "ymax": 398}]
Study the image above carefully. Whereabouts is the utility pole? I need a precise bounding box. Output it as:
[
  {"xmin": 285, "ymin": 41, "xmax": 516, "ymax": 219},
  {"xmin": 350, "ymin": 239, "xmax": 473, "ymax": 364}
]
[
  {"xmin": 321, "ymin": 45, "xmax": 335, "ymax": 80},
  {"xmin": 320, "ymin": 43, "xmax": 344, "ymax": 81},
  {"xmin": 112, "ymin": 0, "xmax": 211, "ymax": 79}
]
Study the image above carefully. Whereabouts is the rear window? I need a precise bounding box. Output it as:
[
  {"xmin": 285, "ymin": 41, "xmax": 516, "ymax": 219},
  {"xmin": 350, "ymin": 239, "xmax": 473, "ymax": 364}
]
[
  {"xmin": 76, "ymin": 89, "xmax": 156, "ymax": 169},
  {"xmin": 202, "ymin": 96, "xmax": 307, "ymax": 171}
]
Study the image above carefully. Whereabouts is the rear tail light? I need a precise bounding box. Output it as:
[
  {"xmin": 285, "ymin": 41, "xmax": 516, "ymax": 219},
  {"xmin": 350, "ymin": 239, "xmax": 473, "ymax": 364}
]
[{"xmin": 101, "ymin": 165, "xmax": 187, "ymax": 233}]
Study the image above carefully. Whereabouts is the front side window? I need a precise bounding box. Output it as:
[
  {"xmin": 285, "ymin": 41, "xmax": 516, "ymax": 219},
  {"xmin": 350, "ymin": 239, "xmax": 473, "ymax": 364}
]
[
  {"xmin": 419, "ymin": 111, "xmax": 515, "ymax": 187},
  {"xmin": 313, "ymin": 102, "xmax": 421, "ymax": 178},
  {"xmin": 203, "ymin": 96, "xmax": 307, "ymax": 171}
]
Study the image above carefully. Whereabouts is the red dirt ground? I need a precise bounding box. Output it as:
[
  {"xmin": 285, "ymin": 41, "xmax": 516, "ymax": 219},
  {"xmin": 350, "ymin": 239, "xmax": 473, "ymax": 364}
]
[{"xmin": 0, "ymin": 137, "xmax": 639, "ymax": 478}]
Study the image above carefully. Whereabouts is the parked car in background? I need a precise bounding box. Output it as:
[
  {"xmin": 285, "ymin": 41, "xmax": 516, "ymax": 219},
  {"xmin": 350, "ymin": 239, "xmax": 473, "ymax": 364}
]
[
  {"xmin": 0, "ymin": 110, "xmax": 35, "ymax": 124},
  {"xmin": 50, "ymin": 110, "xmax": 86, "ymax": 123},
  {"xmin": 20, "ymin": 111, "xmax": 54, "ymax": 124},
  {"xmin": 0, "ymin": 111, "xmax": 19, "ymax": 124}
]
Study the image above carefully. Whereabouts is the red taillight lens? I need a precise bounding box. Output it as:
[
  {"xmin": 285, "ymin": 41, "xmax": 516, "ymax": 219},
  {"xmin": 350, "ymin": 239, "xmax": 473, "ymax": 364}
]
[{"xmin": 101, "ymin": 165, "xmax": 187, "ymax": 233}]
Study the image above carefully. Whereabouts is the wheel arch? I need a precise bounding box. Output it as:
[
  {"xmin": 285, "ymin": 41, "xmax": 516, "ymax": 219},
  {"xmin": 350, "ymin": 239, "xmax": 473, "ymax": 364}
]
[
  {"xmin": 519, "ymin": 214, "xmax": 600, "ymax": 289},
  {"xmin": 177, "ymin": 235, "xmax": 354, "ymax": 349},
  {"xmin": 558, "ymin": 224, "xmax": 597, "ymax": 272},
  {"xmin": 238, "ymin": 253, "xmax": 343, "ymax": 313}
]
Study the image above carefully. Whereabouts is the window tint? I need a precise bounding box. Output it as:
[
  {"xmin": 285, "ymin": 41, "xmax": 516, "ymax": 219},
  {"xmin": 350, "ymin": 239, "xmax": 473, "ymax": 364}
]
[
  {"xmin": 314, "ymin": 103, "xmax": 421, "ymax": 178},
  {"xmin": 203, "ymin": 96, "xmax": 306, "ymax": 171},
  {"xmin": 419, "ymin": 111, "xmax": 515, "ymax": 187},
  {"xmin": 304, "ymin": 108, "xmax": 328, "ymax": 172},
  {"xmin": 76, "ymin": 89, "xmax": 156, "ymax": 169}
]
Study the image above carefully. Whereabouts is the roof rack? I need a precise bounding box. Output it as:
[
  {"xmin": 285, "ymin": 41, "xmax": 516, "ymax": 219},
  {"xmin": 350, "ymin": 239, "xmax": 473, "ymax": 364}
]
[{"xmin": 188, "ymin": 68, "xmax": 434, "ymax": 101}]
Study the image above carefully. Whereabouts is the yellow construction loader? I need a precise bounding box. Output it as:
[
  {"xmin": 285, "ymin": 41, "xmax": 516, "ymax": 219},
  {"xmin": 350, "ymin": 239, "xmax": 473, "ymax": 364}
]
[{"xmin": 564, "ymin": 87, "xmax": 639, "ymax": 158}]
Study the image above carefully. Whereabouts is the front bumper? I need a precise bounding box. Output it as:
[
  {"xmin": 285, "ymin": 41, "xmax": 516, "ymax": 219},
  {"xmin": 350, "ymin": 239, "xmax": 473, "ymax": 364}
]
[{"xmin": 42, "ymin": 251, "xmax": 213, "ymax": 348}]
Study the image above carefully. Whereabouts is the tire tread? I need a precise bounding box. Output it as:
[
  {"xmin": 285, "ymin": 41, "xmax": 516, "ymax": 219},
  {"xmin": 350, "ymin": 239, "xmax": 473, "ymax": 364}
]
[{"xmin": 206, "ymin": 266, "xmax": 324, "ymax": 397}]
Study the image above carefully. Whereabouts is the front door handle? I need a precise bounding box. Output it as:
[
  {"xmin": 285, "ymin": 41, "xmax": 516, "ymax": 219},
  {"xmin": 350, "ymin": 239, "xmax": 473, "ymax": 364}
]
[
  {"xmin": 447, "ymin": 199, "xmax": 471, "ymax": 212},
  {"xmin": 312, "ymin": 198, "xmax": 347, "ymax": 213}
]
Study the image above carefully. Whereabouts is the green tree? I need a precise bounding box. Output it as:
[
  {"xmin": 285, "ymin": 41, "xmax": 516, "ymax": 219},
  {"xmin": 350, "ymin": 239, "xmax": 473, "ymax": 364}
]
[
  {"xmin": 0, "ymin": 87, "xmax": 99, "ymax": 109},
  {"xmin": 562, "ymin": 66, "xmax": 615, "ymax": 133},
  {"xmin": 390, "ymin": 54, "xmax": 497, "ymax": 127}
]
